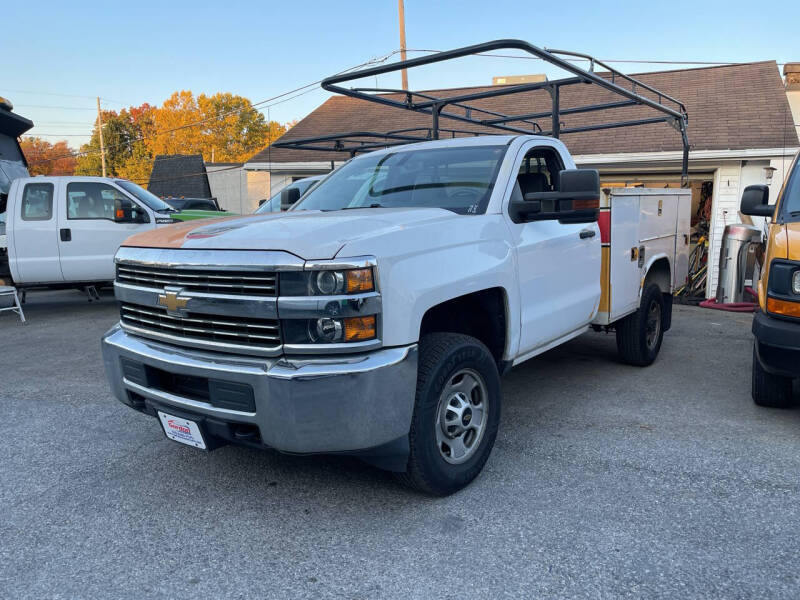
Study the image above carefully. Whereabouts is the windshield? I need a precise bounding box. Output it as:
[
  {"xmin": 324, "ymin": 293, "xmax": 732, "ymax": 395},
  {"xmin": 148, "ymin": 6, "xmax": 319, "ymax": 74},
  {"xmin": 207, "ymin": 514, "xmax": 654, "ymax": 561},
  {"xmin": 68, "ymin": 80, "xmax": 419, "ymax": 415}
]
[
  {"xmin": 255, "ymin": 178, "xmax": 319, "ymax": 214},
  {"xmin": 781, "ymin": 154, "xmax": 800, "ymax": 220},
  {"xmin": 293, "ymin": 145, "xmax": 507, "ymax": 214},
  {"xmin": 164, "ymin": 198, "xmax": 187, "ymax": 210},
  {"xmin": 117, "ymin": 180, "xmax": 174, "ymax": 212}
]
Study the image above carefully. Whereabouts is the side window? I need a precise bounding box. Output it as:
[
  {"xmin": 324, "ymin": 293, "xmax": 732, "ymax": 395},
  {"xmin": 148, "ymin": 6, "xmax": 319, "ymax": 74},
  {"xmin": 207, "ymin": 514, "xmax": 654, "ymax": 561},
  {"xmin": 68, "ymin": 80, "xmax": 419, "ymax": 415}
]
[
  {"xmin": 21, "ymin": 183, "xmax": 54, "ymax": 221},
  {"xmin": 67, "ymin": 182, "xmax": 139, "ymax": 221}
]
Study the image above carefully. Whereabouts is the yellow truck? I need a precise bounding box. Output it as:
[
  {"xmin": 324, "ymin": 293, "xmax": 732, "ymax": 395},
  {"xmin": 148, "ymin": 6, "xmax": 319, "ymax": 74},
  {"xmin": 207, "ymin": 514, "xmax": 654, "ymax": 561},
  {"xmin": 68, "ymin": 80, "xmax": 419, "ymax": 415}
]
[{"xmin": 741, "ymin": 151, "xmax": 800, "ymax": 407}]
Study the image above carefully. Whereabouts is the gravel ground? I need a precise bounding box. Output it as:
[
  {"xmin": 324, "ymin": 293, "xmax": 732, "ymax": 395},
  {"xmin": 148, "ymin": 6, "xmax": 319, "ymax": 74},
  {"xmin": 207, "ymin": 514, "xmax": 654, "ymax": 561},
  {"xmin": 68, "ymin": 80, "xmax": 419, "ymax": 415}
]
[{"xmin": 1, "ymin": 290, "xmax": 799, "ymax": 599}]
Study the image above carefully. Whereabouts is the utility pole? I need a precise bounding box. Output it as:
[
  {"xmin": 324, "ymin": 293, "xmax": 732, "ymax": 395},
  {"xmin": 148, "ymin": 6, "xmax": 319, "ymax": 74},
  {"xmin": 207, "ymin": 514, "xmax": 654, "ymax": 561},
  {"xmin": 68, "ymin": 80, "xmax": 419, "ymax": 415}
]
[
  {"xmin": 96, "ymin": 96, "xmax": 106, "ymax": 177},
  {"xmin": 398, "ymin": 0, "xmax": 408, "ymax": 90}
]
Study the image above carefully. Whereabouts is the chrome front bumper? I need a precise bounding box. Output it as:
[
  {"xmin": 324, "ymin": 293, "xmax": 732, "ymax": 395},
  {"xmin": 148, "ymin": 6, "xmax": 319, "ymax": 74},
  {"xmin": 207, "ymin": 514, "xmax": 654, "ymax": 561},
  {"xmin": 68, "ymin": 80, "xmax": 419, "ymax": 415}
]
[{"xmin": 102, "ymin": 325, "xmax": 418, "ymax": 454}]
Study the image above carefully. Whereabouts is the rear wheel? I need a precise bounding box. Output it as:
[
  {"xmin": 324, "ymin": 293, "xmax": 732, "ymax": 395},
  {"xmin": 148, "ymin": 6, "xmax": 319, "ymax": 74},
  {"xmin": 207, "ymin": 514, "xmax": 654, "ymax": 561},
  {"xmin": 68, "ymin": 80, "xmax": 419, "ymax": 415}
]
[
  {"xmin": 752, "ymin": 343, "xmax": 794, "ymax": 408},
  {"xmin": 616, "ymin": 283, "xmax": 665, "ymax": 366},
  {"xmin": 397, "ymin": 333, "xmax": 501, "ymax": 496}
]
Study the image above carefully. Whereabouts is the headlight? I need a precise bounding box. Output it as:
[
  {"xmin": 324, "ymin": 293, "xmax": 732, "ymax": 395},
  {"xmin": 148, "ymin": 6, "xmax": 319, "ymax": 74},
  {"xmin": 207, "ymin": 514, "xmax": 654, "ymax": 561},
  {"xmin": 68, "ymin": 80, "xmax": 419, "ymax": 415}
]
[
  {"xmin": 766, "ymin": 261, "xmax": 800, "ymax": 318},
  {"xmin": 283, "ymin": 315, "xmax": 377, "ymax": 344},
  {"xmin": 280, "ymin": 268, "xmax": 374, "ymax": 296}
]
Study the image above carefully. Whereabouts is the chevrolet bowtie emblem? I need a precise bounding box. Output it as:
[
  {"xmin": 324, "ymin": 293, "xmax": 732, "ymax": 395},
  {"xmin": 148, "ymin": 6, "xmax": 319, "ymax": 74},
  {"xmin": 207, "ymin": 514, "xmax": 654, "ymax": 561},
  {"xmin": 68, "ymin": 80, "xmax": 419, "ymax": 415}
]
[{"xmin": 158, "ymin": 288, "xmax": 190, "ymax": 314}]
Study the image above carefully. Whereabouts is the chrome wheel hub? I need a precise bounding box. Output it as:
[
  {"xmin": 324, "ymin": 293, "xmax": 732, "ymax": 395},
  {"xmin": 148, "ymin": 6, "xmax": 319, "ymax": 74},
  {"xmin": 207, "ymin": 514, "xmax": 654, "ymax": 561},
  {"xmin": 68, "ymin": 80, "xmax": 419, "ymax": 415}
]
[{"xmin": 435, "ymin": 368, "xmax": 489, "ymax": 464}]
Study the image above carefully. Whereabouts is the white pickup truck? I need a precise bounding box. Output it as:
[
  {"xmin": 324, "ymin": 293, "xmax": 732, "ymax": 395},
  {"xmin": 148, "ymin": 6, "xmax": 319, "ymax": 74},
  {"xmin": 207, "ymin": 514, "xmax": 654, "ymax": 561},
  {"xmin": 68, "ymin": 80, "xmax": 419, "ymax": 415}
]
[
  {"xmin": 102, "ymin": 134, "xmax": 690, "ymax": 494},
  {"xmin": 2, "ymin": 176, "xmax": 178, "ymax": 290}
]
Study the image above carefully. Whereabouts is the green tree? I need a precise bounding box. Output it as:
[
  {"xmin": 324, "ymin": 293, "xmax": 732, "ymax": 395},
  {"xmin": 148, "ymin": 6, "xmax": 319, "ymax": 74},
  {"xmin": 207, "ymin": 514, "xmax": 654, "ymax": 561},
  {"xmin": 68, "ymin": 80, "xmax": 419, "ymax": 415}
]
[{"xmin": 75, "ymin": 104, "xmax": 155, "ymax": 178}]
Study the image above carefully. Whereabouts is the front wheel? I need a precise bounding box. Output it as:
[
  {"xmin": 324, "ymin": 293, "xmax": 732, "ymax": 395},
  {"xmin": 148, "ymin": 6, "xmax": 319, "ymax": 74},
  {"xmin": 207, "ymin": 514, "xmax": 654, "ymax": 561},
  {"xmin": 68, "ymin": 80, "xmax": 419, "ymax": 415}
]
[
  {"xmin": 615, "ymin": 283, "xmax": 665, "ymax": 366},
  {"xmin": 397, "ymin": 333, "xmax": 501, "ymax": 496}
]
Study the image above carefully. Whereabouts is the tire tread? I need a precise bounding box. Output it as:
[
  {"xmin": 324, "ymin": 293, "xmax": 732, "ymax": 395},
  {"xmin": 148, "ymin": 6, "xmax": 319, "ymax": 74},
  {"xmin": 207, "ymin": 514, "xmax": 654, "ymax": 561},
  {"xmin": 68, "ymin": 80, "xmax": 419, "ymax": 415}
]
[
  {"xmin": 616, "ymin": 283, "xmax": 664, "ymax": 367},
  {"xmin": 397, "ymin": 333, "xmax": 498, "ymax": 495}
]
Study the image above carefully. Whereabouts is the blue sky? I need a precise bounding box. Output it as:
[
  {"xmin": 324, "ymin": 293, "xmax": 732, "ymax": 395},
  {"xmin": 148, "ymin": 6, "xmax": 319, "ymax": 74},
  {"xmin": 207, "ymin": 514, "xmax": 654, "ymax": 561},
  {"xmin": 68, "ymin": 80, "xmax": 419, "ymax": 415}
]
[{"xmin": 5, "ymin": 0, "xmax": 800, "ymax": 147}]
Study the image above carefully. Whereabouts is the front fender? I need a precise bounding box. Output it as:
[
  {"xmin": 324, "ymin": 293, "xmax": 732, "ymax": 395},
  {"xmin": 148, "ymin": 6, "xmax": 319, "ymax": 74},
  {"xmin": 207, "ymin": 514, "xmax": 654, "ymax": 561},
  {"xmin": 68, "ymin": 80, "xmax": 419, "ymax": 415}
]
[{"xmin": 338, "ymin": 215, "xmax": 519, "ymax": 359}]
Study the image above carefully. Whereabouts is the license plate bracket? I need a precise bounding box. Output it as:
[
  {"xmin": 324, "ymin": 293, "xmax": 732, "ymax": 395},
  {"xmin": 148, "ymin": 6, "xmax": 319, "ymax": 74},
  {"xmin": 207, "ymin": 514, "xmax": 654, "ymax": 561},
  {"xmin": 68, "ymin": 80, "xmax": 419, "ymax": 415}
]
[{"xmin": 157, "ymin": 411, "xmax": 207, "ymax": 450}]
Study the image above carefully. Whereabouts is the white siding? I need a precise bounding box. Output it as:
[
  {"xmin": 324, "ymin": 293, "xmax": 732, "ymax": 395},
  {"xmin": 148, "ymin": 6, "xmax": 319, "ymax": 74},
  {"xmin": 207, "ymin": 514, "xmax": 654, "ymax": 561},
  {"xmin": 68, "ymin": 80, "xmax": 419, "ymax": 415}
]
[
  {"xmin": 706, "ymin": 159, "xmax": 789, "ymax": 298},
  {"xmin": 206, "ymin": 166, "xmax": 270, "ymax": 214}
]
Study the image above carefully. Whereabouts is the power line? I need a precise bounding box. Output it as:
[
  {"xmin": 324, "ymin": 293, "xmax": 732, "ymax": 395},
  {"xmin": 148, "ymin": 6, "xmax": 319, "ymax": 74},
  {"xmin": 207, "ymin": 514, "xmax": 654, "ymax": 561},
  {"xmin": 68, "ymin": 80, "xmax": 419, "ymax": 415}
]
[
  {"xmin": 23, "ymin": 133, "xmax": 89, "ymax": 137},
  {"xmin": 128, "ymin": 163, "xmax": 243, "ymax": 185},
  {"xmin": 14, "ymin": 104, "xmax": 96, "ymax": 111},
  {"xmin": 3, "ymin": 89, "xmax": 127, "ymax": 104},
  {"xmin": 405, "ymin": 48, "xmax": 788, "ymax": 67},
  {"xmin": 29, "ymin": 50, "xmax": 404, "ymax": 167}
]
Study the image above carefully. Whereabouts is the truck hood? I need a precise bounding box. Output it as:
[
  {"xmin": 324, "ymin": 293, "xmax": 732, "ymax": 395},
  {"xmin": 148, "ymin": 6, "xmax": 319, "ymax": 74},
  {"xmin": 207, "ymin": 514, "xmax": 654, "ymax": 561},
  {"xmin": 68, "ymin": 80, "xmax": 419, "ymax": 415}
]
[{"xmin": 122, "ymin": 208, "xmax": 465, "ymax": 259}]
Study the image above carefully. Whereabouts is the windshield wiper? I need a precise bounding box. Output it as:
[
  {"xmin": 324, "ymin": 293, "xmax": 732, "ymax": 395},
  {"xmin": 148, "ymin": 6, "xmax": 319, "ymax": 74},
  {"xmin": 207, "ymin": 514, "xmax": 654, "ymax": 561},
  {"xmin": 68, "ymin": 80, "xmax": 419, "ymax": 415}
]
[
  {"xmin": 342, "ymin": 203, "xmax": 385, "ymax": 210},
  {"xmin": 156, "ymin": 207, "xmax": 178, "ymax": 213},
  {"xmin": 789, "ymin": 210, "xmax": 800, "ymax": 217}
]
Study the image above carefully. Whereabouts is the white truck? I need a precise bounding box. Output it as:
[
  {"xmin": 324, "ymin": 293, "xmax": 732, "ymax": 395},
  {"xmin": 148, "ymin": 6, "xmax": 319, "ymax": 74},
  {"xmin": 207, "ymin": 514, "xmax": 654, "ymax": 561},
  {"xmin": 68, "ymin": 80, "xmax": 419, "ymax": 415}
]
[
  {"xmin": 101, "ymin": 41, "xmax": 692, "ymax": 494},
  {"xmin": 2, "ymin": 176, "xmax": 178, "ymax": 292}
]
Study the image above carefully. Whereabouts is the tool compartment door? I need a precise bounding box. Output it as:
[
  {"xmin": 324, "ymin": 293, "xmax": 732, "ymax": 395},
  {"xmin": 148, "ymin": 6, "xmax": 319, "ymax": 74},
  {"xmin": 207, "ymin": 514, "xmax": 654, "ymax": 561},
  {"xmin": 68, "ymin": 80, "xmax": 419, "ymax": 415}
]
[
  {"xmin": 608, "ymin": 194, "xmax": 641, "ymax": 321},
  {"xmin": 673, "ymin": 192, "xmax": 691, "ymax": 289}
]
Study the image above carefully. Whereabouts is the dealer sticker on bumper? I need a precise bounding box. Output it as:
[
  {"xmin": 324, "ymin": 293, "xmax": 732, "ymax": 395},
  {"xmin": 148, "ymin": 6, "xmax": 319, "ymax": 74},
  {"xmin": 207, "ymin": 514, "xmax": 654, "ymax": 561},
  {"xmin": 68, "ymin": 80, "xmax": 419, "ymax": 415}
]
[{"xmin": 157, "ymin": 411, "xmax": 206, "ymax": 450}]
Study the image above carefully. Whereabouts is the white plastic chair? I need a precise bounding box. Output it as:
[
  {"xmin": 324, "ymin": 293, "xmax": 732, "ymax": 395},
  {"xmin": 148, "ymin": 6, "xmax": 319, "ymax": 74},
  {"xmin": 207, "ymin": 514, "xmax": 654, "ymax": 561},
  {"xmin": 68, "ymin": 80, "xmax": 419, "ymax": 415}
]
[{"xmin": 0, "ymin": 286, "xmax": 25, "ymax": 323}]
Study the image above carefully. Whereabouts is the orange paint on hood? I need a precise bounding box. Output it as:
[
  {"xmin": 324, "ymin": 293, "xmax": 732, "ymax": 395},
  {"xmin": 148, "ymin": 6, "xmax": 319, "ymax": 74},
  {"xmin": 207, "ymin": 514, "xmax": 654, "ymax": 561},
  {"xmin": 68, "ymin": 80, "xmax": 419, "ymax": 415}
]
[{"xmin": 122, "ymin": 215, "xmax": 245, "ymax": 248}]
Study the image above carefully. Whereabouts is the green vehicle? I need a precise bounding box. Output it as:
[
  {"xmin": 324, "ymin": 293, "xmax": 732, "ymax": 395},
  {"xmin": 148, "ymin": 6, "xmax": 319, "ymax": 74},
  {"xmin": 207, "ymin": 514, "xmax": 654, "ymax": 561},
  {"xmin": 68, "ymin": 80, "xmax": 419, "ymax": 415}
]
[
  {"xmin": 164, "ymin": 197, "xmax": 233, "ymax": 222},
  {"xmin": 172, "ymin": 209, "xmax": 231, "ymax": 222}
]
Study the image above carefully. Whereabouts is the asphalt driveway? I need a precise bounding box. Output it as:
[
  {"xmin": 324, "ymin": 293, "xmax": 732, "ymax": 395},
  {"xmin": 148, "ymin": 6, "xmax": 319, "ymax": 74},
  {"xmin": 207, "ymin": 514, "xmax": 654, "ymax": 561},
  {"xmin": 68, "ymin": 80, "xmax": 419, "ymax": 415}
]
[{"xmin": 1, "ymin": 290, "xmax": 799, "ymax": 599}]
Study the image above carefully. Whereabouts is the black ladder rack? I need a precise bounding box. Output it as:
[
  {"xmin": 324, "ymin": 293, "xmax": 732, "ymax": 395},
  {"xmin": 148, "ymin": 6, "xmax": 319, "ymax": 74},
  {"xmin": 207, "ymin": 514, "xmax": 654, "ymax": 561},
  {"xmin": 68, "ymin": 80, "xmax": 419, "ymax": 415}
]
[{"xmin": 273, "ymin": 39, "xmax": 690, "ymax": 183}]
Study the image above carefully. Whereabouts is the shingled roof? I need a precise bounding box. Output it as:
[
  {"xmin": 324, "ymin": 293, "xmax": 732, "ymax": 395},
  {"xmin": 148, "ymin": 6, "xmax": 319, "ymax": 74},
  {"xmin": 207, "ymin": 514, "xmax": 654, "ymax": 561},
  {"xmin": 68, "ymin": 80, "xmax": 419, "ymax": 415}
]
[
  {"xmin": 147, "ymin": 154, "xmax": 212, "ymax": 198},
  {"xmin": 249, "ymin": 61, "xmax": 798, "ymax": 164}
]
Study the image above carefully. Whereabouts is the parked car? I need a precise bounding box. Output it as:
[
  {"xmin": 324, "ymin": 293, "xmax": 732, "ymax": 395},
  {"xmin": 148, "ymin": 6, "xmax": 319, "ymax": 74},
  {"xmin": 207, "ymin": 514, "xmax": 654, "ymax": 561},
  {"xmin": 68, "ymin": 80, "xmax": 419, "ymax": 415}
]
[
  {"xmin": 160, "ymin": 197, "xmax": 232, "ymax": 221},
  {"xmin": 102, "ymin": 134, "xmax": 690, "ymax": 494},
  {"xmin": 171, "ymin": 208, "xmax": 231, "ymax": 222},
  {"xmin": 255, "ymin": 175, "xmax": 325, "ymax": 213},
  {"xmin": 741, "ymin": 150, "xmax": 800, "ymax": 407},
  {"xmin": 163, "ymin": 197, "xmax": 221, "ymax": 211},
  {"xmin": 2, "ymin": 176, "xmax": 177, "ymax": 288}
]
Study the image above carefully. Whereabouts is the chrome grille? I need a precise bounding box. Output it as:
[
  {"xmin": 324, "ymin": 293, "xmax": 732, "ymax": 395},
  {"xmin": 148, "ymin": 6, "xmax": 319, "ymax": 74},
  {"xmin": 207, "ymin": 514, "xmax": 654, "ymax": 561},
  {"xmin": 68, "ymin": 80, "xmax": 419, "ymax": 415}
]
[
  {"xmin": 116, "ymin": 264, "xmax": 277, "ymax": 296},
  {"xmin": 119, "ymin": 302, "xmax": 281, "ymax": 351}
]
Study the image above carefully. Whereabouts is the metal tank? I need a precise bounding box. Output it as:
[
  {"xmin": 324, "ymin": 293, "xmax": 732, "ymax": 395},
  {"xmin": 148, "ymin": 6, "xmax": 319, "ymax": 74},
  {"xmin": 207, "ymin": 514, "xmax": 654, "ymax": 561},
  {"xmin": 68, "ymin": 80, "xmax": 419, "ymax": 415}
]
[{"xmin": 716, "ymin": 223, "xmax": 762, "ymax": 303}]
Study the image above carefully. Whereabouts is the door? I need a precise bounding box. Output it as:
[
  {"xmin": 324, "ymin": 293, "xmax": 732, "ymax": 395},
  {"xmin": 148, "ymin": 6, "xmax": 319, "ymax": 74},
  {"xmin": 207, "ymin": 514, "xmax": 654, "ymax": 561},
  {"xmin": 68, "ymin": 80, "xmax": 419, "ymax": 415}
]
[
  {"xmin": 57, "ymin": 181, "xmax": 152, "ymax": 281},
  {"xmin": 507, "ymin": 146, "xmax": 601, "ymax": 354},
  {"xmin": 11, "ymin": 181, "xmax": 64, "ymax": 283}
]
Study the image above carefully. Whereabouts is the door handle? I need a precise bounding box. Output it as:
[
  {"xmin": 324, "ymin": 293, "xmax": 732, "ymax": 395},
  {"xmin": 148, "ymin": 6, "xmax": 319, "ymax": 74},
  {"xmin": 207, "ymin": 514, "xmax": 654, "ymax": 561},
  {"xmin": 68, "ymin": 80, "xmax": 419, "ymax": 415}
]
[
  {"xmin": 60, "ymin": 228, "xmax": 71, "ymax": 242},
  {"xmin": 579, "ymin": 229, "xmax": 596, "ymax": 239}
]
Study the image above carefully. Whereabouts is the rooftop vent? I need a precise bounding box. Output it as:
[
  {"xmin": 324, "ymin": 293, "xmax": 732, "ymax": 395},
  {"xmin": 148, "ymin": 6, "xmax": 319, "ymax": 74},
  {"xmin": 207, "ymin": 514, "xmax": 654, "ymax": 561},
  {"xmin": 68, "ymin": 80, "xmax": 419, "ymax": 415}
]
[{"xmin": 492, "ymin": 74, "xmax": 547, "ymax": 85}]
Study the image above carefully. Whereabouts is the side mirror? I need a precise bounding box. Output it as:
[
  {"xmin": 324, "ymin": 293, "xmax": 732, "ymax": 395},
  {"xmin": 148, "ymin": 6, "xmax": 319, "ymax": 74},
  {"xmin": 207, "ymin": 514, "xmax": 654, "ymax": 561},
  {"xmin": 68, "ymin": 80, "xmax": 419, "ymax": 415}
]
[
  {"xmin": 281, "ymin": 187, "xmax": 301, "ymax": 211},
  {"xmin": 114, "ymin": 197, "xmax": 135, "ymax": 223},
  {"xmin": 740, "ymin": 184, "xmax": 775, "ymax": 217},
  {"xmin": 509, "ymin": 169, "xmax": 600, "ymax": 224},
  {"xmin": 115, "ymin": 198, "xmax": 149, "ymax": 223}
]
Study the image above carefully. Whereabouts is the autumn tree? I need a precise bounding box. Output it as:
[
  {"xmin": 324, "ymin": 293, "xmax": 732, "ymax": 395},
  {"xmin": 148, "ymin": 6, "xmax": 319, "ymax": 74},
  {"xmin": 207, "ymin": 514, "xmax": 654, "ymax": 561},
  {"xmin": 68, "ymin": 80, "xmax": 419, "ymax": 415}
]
[
  {"xmin": 73, "ymin": 92, "xmax": 289, "ymax": 182},
  {"xmin": 151, "ymin": 91, "xmax": 285, "ymax": 163},
  {"xmin": 75, "ymin": 104, "xmax": 155, "ymax": 180},
  {"xmin": 20, "ymin": 137, "xmax": 77, "ymax": 176}
]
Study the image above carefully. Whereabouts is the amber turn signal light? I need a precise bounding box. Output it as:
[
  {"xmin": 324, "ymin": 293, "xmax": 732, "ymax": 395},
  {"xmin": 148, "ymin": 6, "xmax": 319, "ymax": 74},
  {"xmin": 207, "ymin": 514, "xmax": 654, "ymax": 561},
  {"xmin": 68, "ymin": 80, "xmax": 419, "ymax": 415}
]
[
  {"xmin": 345, "ymin": 268, "xmax": 374, "ymax": 294},
  {"xmin": 573, "ymin": 198, "xmax": 599, "ymax": 210},
  {"xmin": 344, "ymin": 315, "xmax": 376, "ymax": 342},
  {"xmin": 767, "ymin": 297, "xmax": 800, "ymax": 318}
]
